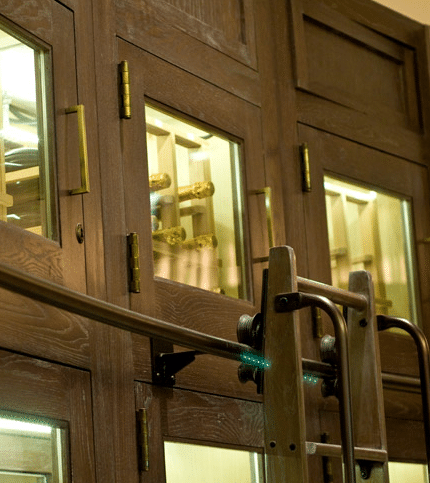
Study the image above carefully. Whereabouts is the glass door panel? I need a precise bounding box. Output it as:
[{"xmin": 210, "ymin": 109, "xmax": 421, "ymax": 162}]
[
  {"xmin": 388, "ymin": 462, "xmax": 428, "ymax": 482},
  {"xmin": 324, "ymin": 175, "xmax": 419, "ymax": 324},
  {"xmin": 146, "ymin": 104, "xmax": 247, "ymax": 299},
  {"xmin": 164, "ymin": 441, "xmax": 263, "ymax": 483},
  {"xmin": 0, "ymin": 412, "xmax": 69, "ymax": 482},
  {"xmin": 0, "ymin": 23, "xmax": 56, "ymax": 239}
]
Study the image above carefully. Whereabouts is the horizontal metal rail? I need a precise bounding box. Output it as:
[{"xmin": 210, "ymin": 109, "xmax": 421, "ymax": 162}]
[
  {"xmin": 298, "ymin": 276, "xmax": 367, "ymax": 310},
  {"xmin": 306, "ymin": 442, "xmax": 387, "ymax": 462},
  {"xmin": 0, "ymin": 263, "xmax": 422, "ymax": 394},
  {"xmin": 303, "ymin": 359, "xmax": 421, "ymax": 393},
  {"xmin": 0, "ymin": 262, "xmax": 260, "ymax": 363}
]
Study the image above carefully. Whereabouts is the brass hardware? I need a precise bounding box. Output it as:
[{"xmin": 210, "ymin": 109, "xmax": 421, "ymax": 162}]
[
  {"xmin": 75, "ymin": 223, "xmax": 84, "ymax": 244},
  {"xmin": 65, "ymin": 105, "xmax": 90, "ymax": 195},
  {"xmin": 127, "ymin": 232, "xmax": 141, "ymax": 293},
  {"xmin": 300, "ymin": 143, "xmax": 311, "ymax": 192},
  {"xmin": 181, "ymin": 234, "xmax": 218, "ymax": 250},
  {"xmin": 119, "ymin": 60, "xmax": 131, "ymax": 119},
  {"xmin": 149, "ymin": 173, "xmax": 172, "ymax": 191},
  {"xmin": 178, "ymin": 181, "xmax": 215, "ymax": 202},
  {"xmin": 137, "ymin": 408, "xmax": 149, "ymax": 472},
  {"xmin": 152, "ymin": 226, "xmax": 186, "ymax": 245},
  {"xmin": 250, "ymin": 187, "xmax": 274, "ymax": 248},
  {"xmin": 312, "ymin": 306, "xmax": 323, "ymax": 338}
]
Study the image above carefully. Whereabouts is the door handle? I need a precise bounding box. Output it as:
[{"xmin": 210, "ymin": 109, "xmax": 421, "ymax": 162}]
[{"xmin": 66, "ymin": 104, "xmax": 90, "ymax": 195}]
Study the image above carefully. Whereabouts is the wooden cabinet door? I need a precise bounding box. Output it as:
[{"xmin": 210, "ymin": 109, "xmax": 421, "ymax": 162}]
[
  {"xmin": 0, "ymin": 349, "xmax": 95, "ymax": 482},
  {"xmin": 298, "ymin": 123, "xmax": 430, "ymax": 462},
  {"xmin": 0, "ymin": 1, "xmax": 88, "ymax": 292},
  {"xmin": 119, "ymin": 38, "xmax": 270, "ymax": 338},
  {"xmin": 135, "ymin": 382, "xmax": 264, "ymax": 483}
]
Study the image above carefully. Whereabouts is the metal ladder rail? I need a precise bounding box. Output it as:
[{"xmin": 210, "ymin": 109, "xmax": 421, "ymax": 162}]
[
  {"xmin": 262, "ymin": 245, "xmax": 357, "ymax": 483},
  {"xmin": 263, "ymin": 246, "xmax": 391, "ymax": 482},
  {"xmin": 347, "ymin": 271, "xmax": 389, "ymax": 481},
  {"xmin": 377, "ymin": 315, "xmax": 430, "ymax": 475}
]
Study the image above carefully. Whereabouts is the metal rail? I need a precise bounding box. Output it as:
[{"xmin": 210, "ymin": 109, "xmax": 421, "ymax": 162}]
[
  {"xmin": 0, "ymin": 262, "xmax": 260, "ymax": 363},
  {"xmin": 303, "ymin": 359, "xmax": 422, "ymax": 393}
]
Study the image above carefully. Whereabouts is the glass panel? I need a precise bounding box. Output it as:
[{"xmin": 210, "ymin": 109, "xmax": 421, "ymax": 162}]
[
  {"xmin": 324, "ymin": 176, "xmax": 419, "ymax": 325},
  {"xmin": 0, "ymin": 24, "xmax": 56, "ymax": 239},
  {"xmin": 146, "ymin": 104, "xmax": 247, "ymax": 299},
  {"xmin": 388, "ymin": 462, "xmax": 428, "ymax": 483},
  {"xmin": 0, "ymin": 412, "xmax": 69, "ymax": 482},
  {"xmin": 164, "ymin": 441, "xmax": 263, "ymax": 483}
]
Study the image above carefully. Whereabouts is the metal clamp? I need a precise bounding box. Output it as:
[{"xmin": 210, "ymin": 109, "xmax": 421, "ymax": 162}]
[
  {"xmin": 275, "ymin": 292, "xmax": 356, "ymax": 483},
  {"xmin": 378, "ymin": 315, "xmax": 430, "ymax": 474},
  {"xmin": 65, "ymin": 104, "xmax": 90, "ymax": 195}
]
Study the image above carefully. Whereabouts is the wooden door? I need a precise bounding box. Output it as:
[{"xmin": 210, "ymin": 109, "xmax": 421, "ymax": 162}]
[
  {"xmin": 135, "ymin": 381, "xmax": 264, "ymax": 483},
  {"xmin": 0, "ymin": 348, "xmax": 95, "ymax": 482},
  {"xmin": 287, "ymin": 0, "xmax": 430, "ymax": 471},
  {"xmin": 0, "ymin": 1, "xmax": 91, "ymax": 293},
  {"xmin": 119, "ymin": 38, "xmax": 270, "ymax": 344},
  {"xmin": 298, "ymin": 123, "xmax": 430, "ymax": 462}
]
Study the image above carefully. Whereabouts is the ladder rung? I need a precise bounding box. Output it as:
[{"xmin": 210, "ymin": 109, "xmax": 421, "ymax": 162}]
[{"xmin": 306, "ymin": 442, "xmax": 388, "ymax": 462}]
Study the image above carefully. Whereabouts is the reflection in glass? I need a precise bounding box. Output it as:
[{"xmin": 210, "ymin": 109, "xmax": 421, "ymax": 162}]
[
  {"xmin": 164, "ymin": 441, "xmax": 263, "ymax": 483},
  {"xmin": 145, "ymin": 104, "xmax": 247, "ymax": 299},
  {"xmin": 388, "ymin": 462, "xmax": 428, "ymax": 483},
  {"xmin": 324, "ymin": 176, "xmax": 419, "ymax": 325},
  {"xmin": 0, "ymin": 24, "xmax": 56, "ymax": 239},
  {"xmin": 0, "ymin": 412, "xmax": 69, "ymax": 482}
]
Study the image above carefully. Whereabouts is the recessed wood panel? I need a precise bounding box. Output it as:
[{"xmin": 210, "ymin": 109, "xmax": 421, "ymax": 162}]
[
  {"xmin": 117, "ymin": 0, "xmax": 256, "ymax": 68},
  {"xmin": 292, "ymin": 0, "xmax": 422, "ymax": 131}
]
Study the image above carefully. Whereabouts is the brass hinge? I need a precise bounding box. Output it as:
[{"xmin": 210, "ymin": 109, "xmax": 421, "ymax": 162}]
[
  {"xmin": 137, "ymin": 408, "xmax": 150, "ymax": 472},
  {"xmin": 119, "ymin": 60, "xmax": 131, "ymax": 119},
  {"xmin": 127, "ymin": 232, "xmax": 140, "ymax": 293},
  {"xmin": 300, "ymin": 142, "xmax": 311, "ymax": 192}
]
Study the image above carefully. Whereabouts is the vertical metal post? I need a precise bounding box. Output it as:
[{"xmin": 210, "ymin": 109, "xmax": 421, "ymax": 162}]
[
  {"xmin": 378, "ymin": 315, "xmax": 430, "ymax": 477},
  {"xmin": 348, "ymin": 271, "xmax": 389, "ymax": 481},
  {"xmin": 263, "ymin": 246, "xmax": 308, "ymax": 482}
]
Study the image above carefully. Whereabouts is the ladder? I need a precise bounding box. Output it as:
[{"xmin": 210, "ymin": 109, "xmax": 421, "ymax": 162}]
[{"xmin": 252, "ymin": 245, "xmax": 430, "ymax": 482}]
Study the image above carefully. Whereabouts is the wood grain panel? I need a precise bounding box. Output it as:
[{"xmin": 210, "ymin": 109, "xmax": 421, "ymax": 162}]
[
  {"xmin": 0, "ymin": 224, "xmax": 62, "ymax": 283},
  {"xmin": 0, "ymin": 0, "xmax": 52, "ymax": 42},
  {"xmin": 164, "ymin": 0, "xmax": 244, "ymax": 42},
  {"xmin": 292, "ymin": 0, "xmax": 422, "ymax": 132},
  {"xmin": 0, "ymin": 288, "xmax": 91, "ymax": 368},
  {"xmin": 296, "ymin": 92, "xmax": 423, "ymax": 162},
  {"xmin": 0, "ymin": 350, "xmax": 72, "ymax": 420},
  {"xmin": 136, "ymin": 382, "xmax": 264, "ymax": 447},
  {"xmin": 116, "ymin": 0, "xmax": 256, "ymax": 69},
  {"xmin": 386, "ymin": 418, "xmax": 426, "ymax": 462},
  {"xmin": 313, "ymin": 0, "xmax": 424, "ymax": 46},
  {"xmin": 115, "ymin": 1, "xmax": 260, "ymax": 106}
]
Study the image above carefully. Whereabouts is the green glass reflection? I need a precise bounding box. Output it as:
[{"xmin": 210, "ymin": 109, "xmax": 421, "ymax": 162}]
[
  {"xmin": 0, "ymin": 412, "xmax": 69, "ymax": 482},
  {"xmin": 146, "ymin": 104, "xmax": 247, "ymax": 299},
  {"xmin": 324, "ymin": 176, "xmax": 419, "ymax": 325},
  {"xmin": 0, "ymin": 25, "xmax": 56, "ymax": 239},
  {"xmin": 164, "ymin": 441, "xmax": 263, "ymax": 483}
]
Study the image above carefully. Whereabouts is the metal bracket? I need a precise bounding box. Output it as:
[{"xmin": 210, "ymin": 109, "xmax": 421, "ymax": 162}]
[{"xmin": 152, "ymin": 348, "xmax": 200, "ymax": 386}]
